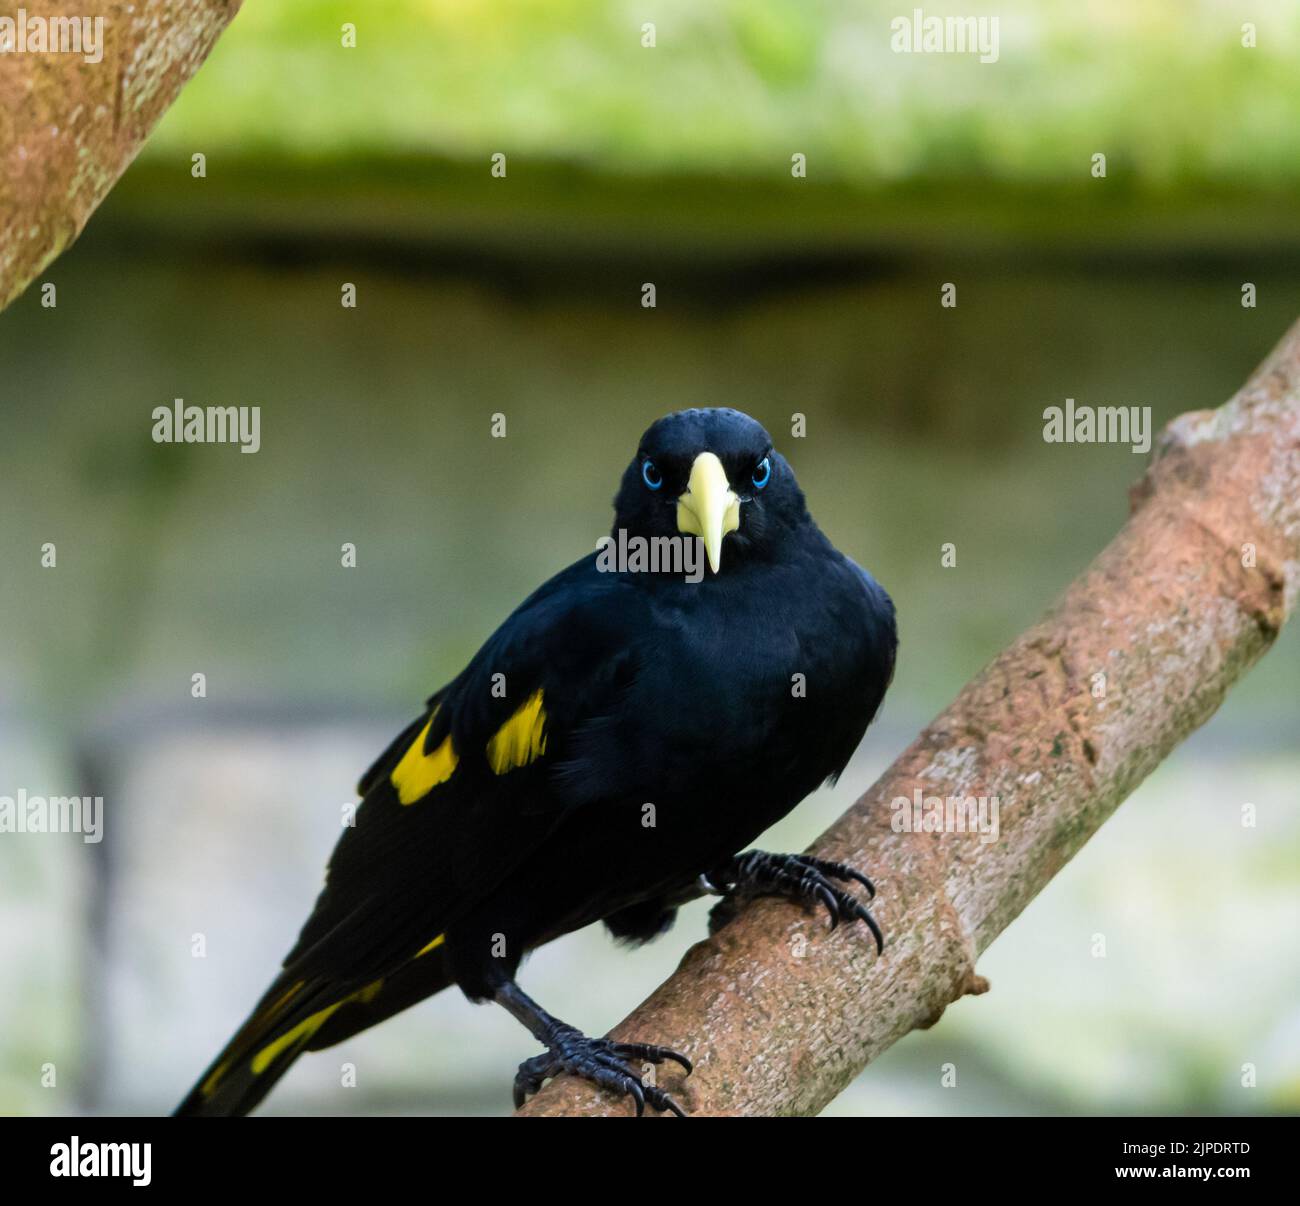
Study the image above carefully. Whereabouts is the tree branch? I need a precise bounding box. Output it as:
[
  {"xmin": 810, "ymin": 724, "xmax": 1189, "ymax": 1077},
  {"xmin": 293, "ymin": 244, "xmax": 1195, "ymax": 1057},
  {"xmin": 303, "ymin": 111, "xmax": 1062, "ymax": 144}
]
[
  {"xmin": 0, "ymin": 0, "xmax": 240, "ymax": 312},
  {"xmin": 518, "ymin": 319, "xmax": 1300, "ymax": 1117}
]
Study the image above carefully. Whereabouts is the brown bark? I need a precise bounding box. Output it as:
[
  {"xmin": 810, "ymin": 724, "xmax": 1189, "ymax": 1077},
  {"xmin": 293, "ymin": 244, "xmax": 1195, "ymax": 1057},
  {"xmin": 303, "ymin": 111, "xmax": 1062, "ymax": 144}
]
[
  {"xmin": 519, "ymin": 320, "xmax": 1300, "ymax": 1117},
  {"xmin": 0, "ymin": 0, "xmax": 240, "ymax": 312}
]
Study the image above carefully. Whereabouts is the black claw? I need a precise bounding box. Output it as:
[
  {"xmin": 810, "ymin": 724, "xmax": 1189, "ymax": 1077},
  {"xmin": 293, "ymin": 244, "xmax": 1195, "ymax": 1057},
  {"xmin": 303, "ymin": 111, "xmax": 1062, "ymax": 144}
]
[
  {"xmin": 841, "ymin": 867, "xmax": 877, "ymax": 899},
  {"xmin": 854, "ymin": 903, "xmax": 885, "ymax": 954},
  {"xmin": 651, "ymin": 1087, "xmax": 688, "ymax": 1118},
  {"xmin": 513, "ymin": 1033, "xmax": 689, "ymax": 1117},
  {"xmin": 795, "ymin": 854, "xmax": 877, "ymax": 900},
  {"xmin": 813, "ymin": 883, "xmax": 840, "ymax": 928},
  {"xmin": 512, "ymin": 1055, "xmax": 554, "ymax": 1109},
  {"xmin": 613, "ymin": 1041, "xmax": 693, "ymax": 1076},
  {"xmin": 718, "ymin": 850, "xmax": 885, "ymax": 954}
]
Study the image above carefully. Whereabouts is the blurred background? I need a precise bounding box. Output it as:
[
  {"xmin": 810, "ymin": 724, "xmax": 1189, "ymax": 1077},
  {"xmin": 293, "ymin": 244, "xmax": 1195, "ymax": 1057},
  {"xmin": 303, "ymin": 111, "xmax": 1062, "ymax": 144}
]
[{"xmin": 1, "ymin": 0, "xmax": 1298, "ymax": 1116}]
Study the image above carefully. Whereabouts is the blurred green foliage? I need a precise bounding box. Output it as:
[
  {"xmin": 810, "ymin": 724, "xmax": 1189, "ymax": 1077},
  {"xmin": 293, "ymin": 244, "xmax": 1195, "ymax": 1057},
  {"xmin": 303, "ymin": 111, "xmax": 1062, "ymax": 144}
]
[{"xmin": 149, "ymin": 0, "xmax": 1300, "ymax": 185}]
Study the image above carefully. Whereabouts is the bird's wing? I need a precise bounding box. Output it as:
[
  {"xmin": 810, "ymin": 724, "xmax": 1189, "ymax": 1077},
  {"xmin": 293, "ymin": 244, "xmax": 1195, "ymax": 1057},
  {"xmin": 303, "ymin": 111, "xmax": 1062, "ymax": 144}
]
[
  {"xmin": 176, "ymin": 558, "xmax": 657, "ymax": 1115},
  {"xmin": 283, "ymin": 554, "xmax": 649, "ymax": 983}
]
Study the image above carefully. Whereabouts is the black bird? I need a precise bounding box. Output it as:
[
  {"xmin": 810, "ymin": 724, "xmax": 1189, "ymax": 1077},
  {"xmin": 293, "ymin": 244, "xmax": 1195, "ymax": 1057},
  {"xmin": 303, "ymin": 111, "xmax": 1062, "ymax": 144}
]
[{"xmin": 176, "ymin": 407, "xmax": 896, "ymax": 1117}]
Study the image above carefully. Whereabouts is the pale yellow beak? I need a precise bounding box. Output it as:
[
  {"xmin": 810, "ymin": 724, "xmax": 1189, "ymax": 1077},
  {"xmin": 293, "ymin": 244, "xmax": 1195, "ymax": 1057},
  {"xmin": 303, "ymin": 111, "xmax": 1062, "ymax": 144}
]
[{"xmin": 676, "ymin": 451, "xmax": 740, "ymax": 574}]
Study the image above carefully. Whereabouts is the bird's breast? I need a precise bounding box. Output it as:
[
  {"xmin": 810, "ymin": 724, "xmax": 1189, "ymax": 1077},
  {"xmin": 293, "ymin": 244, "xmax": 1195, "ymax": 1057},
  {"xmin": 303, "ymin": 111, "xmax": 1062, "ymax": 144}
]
[{"xmin": 634, "ymin": 565, "xmax": 879, "ymax": 793}]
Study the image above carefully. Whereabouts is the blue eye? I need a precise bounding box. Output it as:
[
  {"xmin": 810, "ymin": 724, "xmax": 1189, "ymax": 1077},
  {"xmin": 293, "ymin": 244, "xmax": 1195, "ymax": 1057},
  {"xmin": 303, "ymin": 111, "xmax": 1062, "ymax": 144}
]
[
  {"xmin": 642, "ymin": 459, "xmax": 663, "ymax": 490},
  {"xmin": 752, "ymin": 456, "xmax": 772, "ymax": 490}
]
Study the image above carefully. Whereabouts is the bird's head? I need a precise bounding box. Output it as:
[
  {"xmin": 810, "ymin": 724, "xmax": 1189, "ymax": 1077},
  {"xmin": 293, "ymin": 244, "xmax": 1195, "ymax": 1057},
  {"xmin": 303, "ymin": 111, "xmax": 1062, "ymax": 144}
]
[{"xmin": 612, "ymin": 408, "xmax": 808, "ymax": 575}]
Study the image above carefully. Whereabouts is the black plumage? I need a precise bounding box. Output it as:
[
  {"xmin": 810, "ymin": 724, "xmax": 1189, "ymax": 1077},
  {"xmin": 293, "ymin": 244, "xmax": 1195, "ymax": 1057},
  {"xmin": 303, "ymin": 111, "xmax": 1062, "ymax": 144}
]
[{"xmin": 175, "ymin": 407, "xmax": 896, "ymax": 1117}]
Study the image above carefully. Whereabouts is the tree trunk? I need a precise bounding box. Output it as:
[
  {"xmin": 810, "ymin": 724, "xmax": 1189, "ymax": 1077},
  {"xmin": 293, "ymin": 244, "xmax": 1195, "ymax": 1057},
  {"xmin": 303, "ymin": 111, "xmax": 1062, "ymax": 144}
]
[
  {"xmin": 0, "ymin": 0, "xmax": 240, "ymax": 312},
  {"xmin": 518, "ymin": 319, "xmax": 1300, "ymax": 1117}
]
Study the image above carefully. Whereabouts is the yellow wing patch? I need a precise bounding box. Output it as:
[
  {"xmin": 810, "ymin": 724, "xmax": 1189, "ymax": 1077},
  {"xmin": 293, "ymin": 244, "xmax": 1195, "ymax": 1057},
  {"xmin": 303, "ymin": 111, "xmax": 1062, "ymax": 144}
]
[
  {"xmin": 199, "ymin": 979, "xmax": 305, "ymax": 1099},
  {"xmin": 199, "ymin": 1059, "xmax": 233, "ymax": 1100},
  {"xmin": 415, "ymin": 933, "xmax": 445, "ymax": 958},
  {"xmin": 390, "ymin": 710, "xmax": 458, "ymax": 805},
  {"xmin": 486, "ymin": 689, "xmax": 548, "ymax": 775},
  {"xmin": 249, "ymin": 979, "xmax": 384, "ymax": 1076}
]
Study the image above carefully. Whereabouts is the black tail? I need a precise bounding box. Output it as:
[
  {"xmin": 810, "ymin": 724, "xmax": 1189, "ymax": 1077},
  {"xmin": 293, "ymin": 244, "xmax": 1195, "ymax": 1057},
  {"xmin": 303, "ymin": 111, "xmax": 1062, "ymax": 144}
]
[{"xmin": 174, "ymin": 943, "xmax": 453, "ymax": 1117}]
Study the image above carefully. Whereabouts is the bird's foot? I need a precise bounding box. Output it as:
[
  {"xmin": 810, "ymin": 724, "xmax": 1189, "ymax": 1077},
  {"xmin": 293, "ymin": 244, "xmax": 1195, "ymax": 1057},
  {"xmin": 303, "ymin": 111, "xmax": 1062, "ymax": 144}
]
[
  {"xmin": 513, "ymin": 1024, "xmax": 693, "ymax": 1117},
  {"xmin": 705, "ymin": 850, "xmax": 883, "ymax": 953}
]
